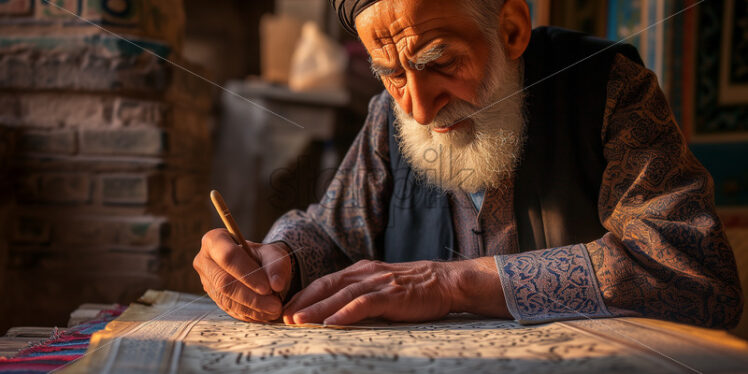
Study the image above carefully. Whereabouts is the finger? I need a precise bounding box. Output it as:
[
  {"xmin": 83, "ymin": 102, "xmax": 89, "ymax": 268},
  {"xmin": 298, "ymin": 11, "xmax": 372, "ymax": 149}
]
[
  {"xmin": 203, "ymin": 229, "xmax": 272, "ymax": 295},
  {"xmin": 201, "ymin": 274, "xmax": 280, "ymax": 322},
  {"xmin": 224, "ymin": 308, "xmax": 252, "ymax": 322},
  {"xmin": 283, "ymin": 272, "xmax": 346, "ymax": 320},
  {"xmin": 198, "ymin": 255, "xmax": 283, "ymax": 317},
  {"xmin": 323, "ymin": 292, "xmax": 386, "ymax": 326},
  {"xmin": 283, "ymin": 285, "xmax": 306, "ymax": 309},
  {"xmin": 219, "ymin": 273, "xmax": 283, "ymax": 318},
  {"xmin": 252, "ymin": 242, "xmax": 292, "ymax": 293},
  {"xmin": 213, "ymin": 261, "xmax": 281, "ymax": 312},
  {"xmin": 210, "ymin": 288, "xmax": 279, "ymax": 322},
  {"xmin": 282, "ymin": 288, "xmax": 306, "ymax": 324},
  {"xmin": 292, "ymin": 279, "xmax": 374, "ymax": 324}
]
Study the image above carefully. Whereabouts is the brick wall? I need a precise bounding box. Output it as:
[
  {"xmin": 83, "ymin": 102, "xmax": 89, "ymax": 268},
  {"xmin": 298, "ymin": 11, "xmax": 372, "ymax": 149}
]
[{"xmin": 0, "ymin": 0, "xmax": 213, "ymax": 332}]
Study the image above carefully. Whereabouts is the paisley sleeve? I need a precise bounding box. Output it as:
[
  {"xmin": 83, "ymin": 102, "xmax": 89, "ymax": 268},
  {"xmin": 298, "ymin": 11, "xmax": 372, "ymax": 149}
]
[
  {"xmin": 264, "ymin": 91, "xmax": 393, "ymax": 289},
  {"xmin": 496, "ymin": 54, "xmax": 743, "ymax": 328}
]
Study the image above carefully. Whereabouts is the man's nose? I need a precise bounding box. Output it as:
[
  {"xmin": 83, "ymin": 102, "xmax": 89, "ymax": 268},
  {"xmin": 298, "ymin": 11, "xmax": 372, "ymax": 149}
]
[{"xmin": 407, "ymin": 72, "xmax": 449, "ymax": 125}]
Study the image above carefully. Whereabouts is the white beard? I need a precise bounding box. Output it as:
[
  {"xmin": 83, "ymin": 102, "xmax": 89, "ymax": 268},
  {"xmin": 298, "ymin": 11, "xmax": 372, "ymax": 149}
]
[{"xmin": 393, "ymin": 41, "xmax": 526, "ymax": 194}]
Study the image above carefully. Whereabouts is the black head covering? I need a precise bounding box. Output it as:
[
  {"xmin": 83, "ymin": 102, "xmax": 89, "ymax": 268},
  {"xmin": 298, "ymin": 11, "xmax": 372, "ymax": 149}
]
[{"xmin": 330, "ymin": 0, "xmax": 380, "ymax": 35}]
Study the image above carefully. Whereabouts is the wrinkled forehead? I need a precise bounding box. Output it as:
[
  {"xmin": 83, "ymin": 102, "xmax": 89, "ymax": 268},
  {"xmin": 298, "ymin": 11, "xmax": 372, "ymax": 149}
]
[{"xmin": 355, "ymin": 0, "xmax": 480, "ymax": 59}]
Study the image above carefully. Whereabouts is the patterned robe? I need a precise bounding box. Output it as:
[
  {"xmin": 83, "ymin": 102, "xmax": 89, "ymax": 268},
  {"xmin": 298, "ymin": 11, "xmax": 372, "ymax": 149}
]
[{"xmin": 264, "ymin": 53, "xmax": 743, "ymax": 329}]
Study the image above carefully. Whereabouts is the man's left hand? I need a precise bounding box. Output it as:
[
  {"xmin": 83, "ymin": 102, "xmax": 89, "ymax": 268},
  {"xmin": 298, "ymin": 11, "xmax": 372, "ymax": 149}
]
[{"xmin": 282, "ymin": 257, "xmax": 510, "ymax": 325}]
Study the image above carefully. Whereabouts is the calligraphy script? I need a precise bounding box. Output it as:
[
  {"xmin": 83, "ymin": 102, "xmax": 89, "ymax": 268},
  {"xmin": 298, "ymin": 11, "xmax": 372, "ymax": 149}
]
[{"xmin": 61, "ymin": 290, "xmax": 748, "ymax": 374}]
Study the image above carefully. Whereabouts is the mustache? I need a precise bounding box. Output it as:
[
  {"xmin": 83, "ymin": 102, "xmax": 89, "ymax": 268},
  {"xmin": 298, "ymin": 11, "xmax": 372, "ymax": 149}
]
[{"xmin": 416, "ymin": 99, "xmax": 483, "ymax": 130}]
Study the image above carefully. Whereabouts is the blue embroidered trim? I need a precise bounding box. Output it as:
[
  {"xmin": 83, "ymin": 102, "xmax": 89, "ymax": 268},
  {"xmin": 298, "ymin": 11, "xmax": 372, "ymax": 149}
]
[{"xmin": 495, "ymin": 244, "xmax": 611, "ymax": 324}]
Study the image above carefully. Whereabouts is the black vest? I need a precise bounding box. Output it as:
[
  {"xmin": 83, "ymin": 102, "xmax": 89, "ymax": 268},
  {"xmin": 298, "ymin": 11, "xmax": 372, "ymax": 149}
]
[{"xmin": 383, "ymin": 27, "xmax": 644, "ymax": 262}]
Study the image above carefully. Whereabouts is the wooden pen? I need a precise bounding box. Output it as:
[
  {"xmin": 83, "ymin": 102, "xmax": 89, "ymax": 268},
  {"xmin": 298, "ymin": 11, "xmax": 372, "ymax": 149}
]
[{"xmin": 210, "ymin": 189, "xmax": 287, "ymax": 300}]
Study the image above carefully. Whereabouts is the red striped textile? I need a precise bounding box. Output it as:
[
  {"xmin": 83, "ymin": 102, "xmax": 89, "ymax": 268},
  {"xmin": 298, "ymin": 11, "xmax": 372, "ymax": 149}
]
[{"xmin": 0, "ymin": 306, "xmax": 125, "ymax": 374}]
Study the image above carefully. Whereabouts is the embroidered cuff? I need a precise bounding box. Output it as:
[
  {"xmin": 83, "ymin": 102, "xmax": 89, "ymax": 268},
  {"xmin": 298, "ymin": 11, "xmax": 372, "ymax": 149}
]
[{"xmin": 495, "ymin": 244, "xmax": 611, "ymax": 324}]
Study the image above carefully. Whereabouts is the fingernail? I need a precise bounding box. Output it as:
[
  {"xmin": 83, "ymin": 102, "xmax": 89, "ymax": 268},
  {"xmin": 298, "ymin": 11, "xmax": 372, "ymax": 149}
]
[
  {"xmin": 257, "ymin": 284, "xmax": 270, "ymax": 295},
  {"xmin": 272, "ymin": 274, "xmax": 282, "ymax": 289},
  {"xmin": 293, "ymin": 313, "xmax": 306, "ymax": 324}
]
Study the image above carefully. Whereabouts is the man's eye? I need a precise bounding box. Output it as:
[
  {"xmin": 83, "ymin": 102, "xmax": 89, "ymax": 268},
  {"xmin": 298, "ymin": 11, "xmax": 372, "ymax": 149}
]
[
  {"xmin": 387, "ymin": 71, "xmax": 407, "ymax": 85},
  {"xmin": 433, "ymin": 58, "xmax": 457, "ymax": 70}
]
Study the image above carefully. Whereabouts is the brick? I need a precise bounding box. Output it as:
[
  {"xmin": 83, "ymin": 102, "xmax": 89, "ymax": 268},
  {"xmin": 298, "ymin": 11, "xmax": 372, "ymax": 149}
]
[
  {"xmin": 18, "ymin": 173, "xmax": 91, "ymax": 203},
  {"xmin": 125, "ymin": 218, "xmax": 169, "ymax": 247},
  {"xmin": 113, "ymin": 98, "xmax": 167, "ymax": 127},
  {"xmin": 82, "ymin": 0, "xmax": 139, "ymax": 26},
  {"xmin": 0, "ymin": 0, "xmax": 32, "ymax": 16},
  {"xmin": 11, "ymin": 155, "xmax": 166, "ymax": 175},
  {"xmin": 35, "ymin": 0, "xmax": 81, "ymax": 19},
  {"xmin": 11, "ymin": 215, "xmax": 51, "ymax": 243},
  {"xmin": 0, "ymin": 1, "xmax": 184, "ymax": 49},
  {"xmin": 80, "ymin": 128, "xmax": 165, "ymax": 156},
  {"xmin": 82, "ymin": 0, "xmax": 185, "ymax": 50},
  {"xmin": 0, "ymin": 93, "xmax": 113, "ymax": 128},
  {"xmin": 52, "ymin": 215, "xmax": 167, "ymax": 249},
  {"xmin": 18, "ymin": 130, "xmax": 76, "ymax": 154},
  {"xmin": 0, "ymin": 95, "xmax": 22, "ymax": 124},
  {"xmin": 0, "ymin": 35, "xmax": 171, "ymax": 92},
  {"xmin": 100, "ymin": 173, "xmax": 161, "ymax": 204}
]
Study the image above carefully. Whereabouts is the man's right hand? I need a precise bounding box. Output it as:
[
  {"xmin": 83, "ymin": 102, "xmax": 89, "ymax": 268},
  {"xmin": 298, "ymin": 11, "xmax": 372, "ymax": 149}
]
[{"xmin": 193, "ymin": 229, "xmax": 292, "ymax": 322}]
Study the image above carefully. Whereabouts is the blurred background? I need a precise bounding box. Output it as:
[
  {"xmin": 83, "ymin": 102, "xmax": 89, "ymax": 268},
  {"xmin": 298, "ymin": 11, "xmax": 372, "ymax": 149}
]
[{"xmin": 0, "ymin": 0, "xmax": 745, "ymax": 338}]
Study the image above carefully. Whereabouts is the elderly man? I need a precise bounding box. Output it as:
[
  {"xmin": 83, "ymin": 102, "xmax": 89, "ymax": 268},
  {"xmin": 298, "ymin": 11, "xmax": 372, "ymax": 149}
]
[{"xmin": 194, "ymin": 0, "xmax": 743, "ymax": 328}]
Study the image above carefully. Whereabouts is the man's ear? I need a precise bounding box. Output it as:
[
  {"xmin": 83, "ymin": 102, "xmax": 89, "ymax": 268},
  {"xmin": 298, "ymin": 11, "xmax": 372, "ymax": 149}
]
[{"xmin": 498, "ymin": 0, "xmax": 532, "ymax": 60}]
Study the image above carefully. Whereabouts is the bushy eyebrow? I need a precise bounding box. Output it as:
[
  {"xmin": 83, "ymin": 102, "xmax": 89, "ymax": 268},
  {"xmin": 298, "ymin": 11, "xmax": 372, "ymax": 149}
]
[
  {"xmin": 369, "ymin": 43, "xmax": 449, "ymax": 79},
  {"xmin": 370, "ymin": 58, "xmax": 398, "ymax": 78},
  {"xmin": 412, "ymin": 43, "xmax": 447, "ymax": 66}
]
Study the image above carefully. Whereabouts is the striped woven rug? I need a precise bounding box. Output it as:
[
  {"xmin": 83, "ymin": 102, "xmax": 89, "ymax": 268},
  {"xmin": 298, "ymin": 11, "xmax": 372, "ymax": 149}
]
[{"xmin": 0, "ymin": 306, "xmax": 125, "ymax": 373}]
